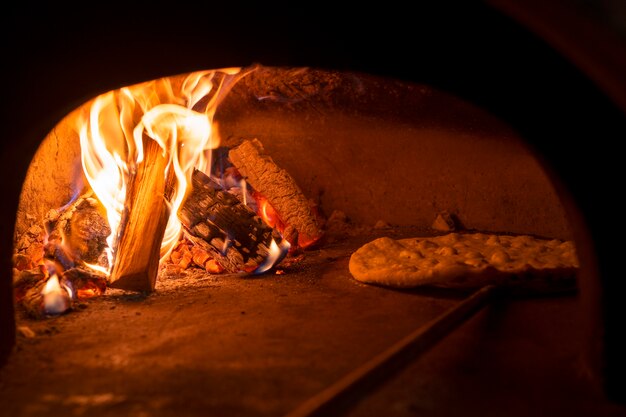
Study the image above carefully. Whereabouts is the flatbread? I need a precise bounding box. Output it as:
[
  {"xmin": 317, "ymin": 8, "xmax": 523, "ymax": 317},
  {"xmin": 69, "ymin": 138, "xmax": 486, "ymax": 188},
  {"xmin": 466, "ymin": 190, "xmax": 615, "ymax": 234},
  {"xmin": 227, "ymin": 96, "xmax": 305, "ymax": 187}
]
[{"xmin": 348, "ymin": 232, "xmax": 579, "ymax": 290}]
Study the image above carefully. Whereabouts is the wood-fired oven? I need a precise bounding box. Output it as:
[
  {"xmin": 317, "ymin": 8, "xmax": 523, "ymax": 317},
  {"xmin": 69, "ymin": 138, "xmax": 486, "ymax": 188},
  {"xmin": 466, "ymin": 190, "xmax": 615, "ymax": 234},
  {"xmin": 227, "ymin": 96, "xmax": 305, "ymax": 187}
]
[{"xmin": 1, "ymin": 2, "xmax": 625, "ymax": 416}]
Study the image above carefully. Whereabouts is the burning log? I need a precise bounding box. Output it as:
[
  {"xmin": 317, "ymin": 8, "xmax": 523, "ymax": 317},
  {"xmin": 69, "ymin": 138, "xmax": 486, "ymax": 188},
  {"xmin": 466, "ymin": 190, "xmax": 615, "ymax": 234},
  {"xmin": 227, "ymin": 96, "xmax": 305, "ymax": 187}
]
[
  {"xmin": 14, "ymin": 189, "xmax": 109, "ymax": 314},
  {"xmin": 178, "ymin": 169, "xmax": 278, "ymax": 273},
  {"xmin": 63, "ymin": 267, "xmax": 107, "ymax": 299},
  {"xmin": 15, "ymin": 266, "xmax": 106, "ymax": 318},
  {"xmin": 109, "ymin": 138, "xmax": 173, "ymax": 292},
  {"xmin": 20, "ymin": 274, "xmax": 75, "ymax": 319},
  {"xmin": 43, "ymin": 192, "xmax": 110, "ymax": 272},
  {"xmin": 13, "ymin": 268, "xmax": 46, "ymax": 303},
  {"xmin": 20, "ymin": 279, "xmax": 48, "ymax": 318},
  {"xmin": 13, "ymin": 193, "xmax": 109, "ymax": 317},
  {"xmin": 228, "ymin": 139, "xmax": 324, "ymax": 248}
]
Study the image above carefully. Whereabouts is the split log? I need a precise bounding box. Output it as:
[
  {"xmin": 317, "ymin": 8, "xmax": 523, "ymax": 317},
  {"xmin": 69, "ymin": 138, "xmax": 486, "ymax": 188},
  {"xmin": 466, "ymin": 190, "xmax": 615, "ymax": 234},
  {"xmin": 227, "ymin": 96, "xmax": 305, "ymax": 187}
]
[
  {"xmin": 109, "ymin": 138, "xmax": 172, "ymax": 292},
  {"xmin": 178, "ymin": 169, "xmax": 277, "ymax": 273},
  {"xmin": 228, "ymin": 139, "xmax": 324, "ymax": 248}
]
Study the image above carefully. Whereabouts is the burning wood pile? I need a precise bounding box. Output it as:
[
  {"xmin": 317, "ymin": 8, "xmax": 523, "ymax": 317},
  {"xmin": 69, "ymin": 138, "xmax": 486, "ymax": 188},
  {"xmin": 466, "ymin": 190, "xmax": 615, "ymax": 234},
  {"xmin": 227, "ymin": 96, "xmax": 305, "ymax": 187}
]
[{"xmin": 12, "ymin": 68, "xmax": 324, "ymax": 318}]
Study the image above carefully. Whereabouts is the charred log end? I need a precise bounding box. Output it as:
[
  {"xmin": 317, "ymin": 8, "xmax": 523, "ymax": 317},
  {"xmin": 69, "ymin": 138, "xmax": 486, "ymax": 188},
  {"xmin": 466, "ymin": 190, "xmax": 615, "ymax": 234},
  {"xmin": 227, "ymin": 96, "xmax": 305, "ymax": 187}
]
[{"xmin": 178, "ymin": 169, "xmax": 275, "ymax": 273}]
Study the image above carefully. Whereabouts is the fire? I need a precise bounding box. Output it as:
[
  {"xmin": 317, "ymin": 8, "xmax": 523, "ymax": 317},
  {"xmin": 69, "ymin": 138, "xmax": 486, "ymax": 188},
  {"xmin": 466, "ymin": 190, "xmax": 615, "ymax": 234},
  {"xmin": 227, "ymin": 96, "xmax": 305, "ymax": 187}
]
[
  {"xmin": 254, "ymin": 239, "xmax": 291, "ymax": 274},
  {"xmin": 253, "ymin": 191, "xmax": 320, "ymax": 249},
  {"xmin": 257, "ymin": 193, "xmax": 283, "ymax": 230},
  {"xmin": 41, "ymin": 274, "xmax": 72, "ymax": 315},
  {"xmin": 76, "ymin": 283, "xmax": 103, "ymax": 299},
  {"xmin": 78, "ymin": 68, "xmax": 247, "ymax": 274}
]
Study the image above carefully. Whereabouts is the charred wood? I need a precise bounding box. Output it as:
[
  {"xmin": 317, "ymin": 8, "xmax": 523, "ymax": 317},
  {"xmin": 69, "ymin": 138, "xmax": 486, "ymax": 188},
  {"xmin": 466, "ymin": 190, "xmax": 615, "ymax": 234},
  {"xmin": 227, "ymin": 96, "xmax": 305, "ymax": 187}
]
[
  {"xmin": 12, "ymin": 268, "xmax": 46, "ymax": 303},
  {"xmin": 63, "ymin": 267, "xmax": 107, "ymax": 299},
  {"xmin": 228, "ymin": 139, "xmax": 324, "ymax": 248},
  {"xmin": 20, "ymin": 280, "xmax": 47, "ymax": 319},
  {"xmin": 178, "ymin": 169, "xmax": 276, "ymax": 273},
  {"xmin": 43, "ymin": 192, "xmax": 110, "ymax": 272},
  {"xmin": 15, "ymin": 266, "xmax": 105, "ymax": 318}
]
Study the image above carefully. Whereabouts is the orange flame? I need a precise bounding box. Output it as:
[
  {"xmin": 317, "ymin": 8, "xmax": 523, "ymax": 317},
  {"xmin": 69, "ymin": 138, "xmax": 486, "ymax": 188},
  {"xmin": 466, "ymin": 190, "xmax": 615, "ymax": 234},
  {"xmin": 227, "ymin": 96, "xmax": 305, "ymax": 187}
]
[
  {"xmin": 255, "ymin": 192, "xmax": 285, "ymax": 231},
  {"xmin": 76, "ymin": 283, "xmax": 104, "ymax": 299},
  {"xmin": 78, "ymin": 68, "xmax": 248, "ymax": 274}
]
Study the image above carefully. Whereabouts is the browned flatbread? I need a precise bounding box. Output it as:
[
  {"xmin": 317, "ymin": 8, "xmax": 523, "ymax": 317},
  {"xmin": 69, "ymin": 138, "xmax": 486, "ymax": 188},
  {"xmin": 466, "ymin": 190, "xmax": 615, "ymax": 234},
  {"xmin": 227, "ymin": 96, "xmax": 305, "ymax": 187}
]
[{"xmin": 348, "ymin": 233, "xmax": 579, "ymax": 290}]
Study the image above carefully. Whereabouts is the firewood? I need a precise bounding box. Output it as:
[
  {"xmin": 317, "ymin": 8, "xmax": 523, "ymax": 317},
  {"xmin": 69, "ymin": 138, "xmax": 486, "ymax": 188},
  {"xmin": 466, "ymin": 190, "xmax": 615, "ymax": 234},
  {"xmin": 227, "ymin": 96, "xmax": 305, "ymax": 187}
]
[
  {"xmin": 43, "ymin": 191, "xmax": 110, "ymax": 272},
  {"xmin": 20, "ymin": 275, "xmax": 72, "ymax": 318},
  {"xmin": 178, "ymin": 169, "xmax": 277, "ymax": 273},
  {"xmin": 21, "ymin": 280, "xmax": 46, "ymax": 318},
  {"xmin": 15, "ymin": 266, "xmax": 104, "ymax": 317},
  {"xmin": 228, "ymin": 139, "xmax": 324, "ymax": 248},
  {"xmin": 12, "ymin": 268, "xmax": 46, "ymax": 302},
  {"xmin": 13, "ymin": 254, "xmax": 34, "ymax": 271},
  {"xmin": 62, "ymin": 267, "xmax": 107, "ymax": 299},
  {"xmin": 109, "ymin": 137, "xmax": 172, "ymax": 292}
]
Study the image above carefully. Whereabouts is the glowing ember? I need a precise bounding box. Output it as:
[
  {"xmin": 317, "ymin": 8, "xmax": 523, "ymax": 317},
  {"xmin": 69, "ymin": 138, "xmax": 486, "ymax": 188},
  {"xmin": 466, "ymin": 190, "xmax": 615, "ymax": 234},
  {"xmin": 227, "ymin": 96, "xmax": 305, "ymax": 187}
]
[
  {"xmin": 41, "ymin": 274, "xmax": 72, "ymax": 315},
  {"xmin": 76, "ymin": 284, "xmax": 102, "ymax": 299},
  {"xmin": 77, "ymin": 68, "xmax": 248, "ymax": 274}
]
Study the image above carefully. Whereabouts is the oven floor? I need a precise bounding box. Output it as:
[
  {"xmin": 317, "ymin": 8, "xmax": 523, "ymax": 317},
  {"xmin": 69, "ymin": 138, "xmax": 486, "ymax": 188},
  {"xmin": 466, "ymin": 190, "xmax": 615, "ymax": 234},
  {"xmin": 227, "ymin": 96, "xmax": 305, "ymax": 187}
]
[{"xmin": 1, "ymin": 232, "xmax": 624, "ymax": 417}]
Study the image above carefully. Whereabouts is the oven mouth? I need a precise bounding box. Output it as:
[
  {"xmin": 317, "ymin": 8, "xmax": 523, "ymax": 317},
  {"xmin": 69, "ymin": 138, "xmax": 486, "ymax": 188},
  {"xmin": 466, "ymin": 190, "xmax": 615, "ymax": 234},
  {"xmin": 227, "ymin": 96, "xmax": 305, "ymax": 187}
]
[{"xmin": 3, "ymin": 64, "xmax": 588, "ymax": 416}]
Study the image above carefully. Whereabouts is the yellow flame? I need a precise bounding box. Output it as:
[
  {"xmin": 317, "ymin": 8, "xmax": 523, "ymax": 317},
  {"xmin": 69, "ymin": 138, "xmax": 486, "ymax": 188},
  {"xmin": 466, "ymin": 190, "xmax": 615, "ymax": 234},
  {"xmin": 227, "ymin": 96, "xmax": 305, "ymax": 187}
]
[
  {"xmin": 41, "ymin": 274, "xmax": 72, "ymax": 315},
  {"xmin": 240, "ymin": 179, "xmax": 248, "ymax": 206},
  {"xmin": 78, "ymin": 68, "xmax": 249, "ymax": 273},
  {"xmin": 83, "ymin": 262, "xmax": 109, "ymax": 275}
]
